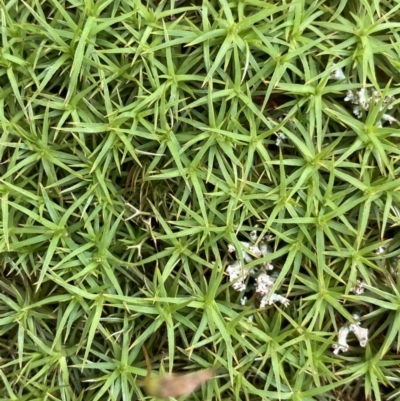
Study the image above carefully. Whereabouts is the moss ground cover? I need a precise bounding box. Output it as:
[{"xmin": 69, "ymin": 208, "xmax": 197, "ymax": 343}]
[{"xmin": 1, "ymin": 1, "xmax": 400, "ymax": 400}]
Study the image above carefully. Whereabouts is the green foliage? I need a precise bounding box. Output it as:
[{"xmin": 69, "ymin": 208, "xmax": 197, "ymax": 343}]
[{"xmin": 1, "ymin": 0, "xmax": 400, "ymax": 400}]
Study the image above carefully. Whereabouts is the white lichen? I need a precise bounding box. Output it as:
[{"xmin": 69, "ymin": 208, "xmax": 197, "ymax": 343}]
[
  {"xmin": 349, "ymin": 323, "xmax": 369, "ymax": 347},
  {"xmin": 260, "ymin": 293, "xmax": 290, "ymax": 307},
  {"xmin": 330, "ymin": 67, "xmax": 346, "ymax": 80},
  {"xmin": 353, "ymin": 105, "xmax": 362, "ymax": 119},
  {"xmin": 226, "ymin": 227, "xmax": 289, "ymax": 307},
  {"xmin": 226, "ymin": 260, "xmax": 248, "ymax": 291},
  {"xmin": 249, "ymin": 230, "xmax": 258, "ymax": 242},
  {"xmin": 333, "ymin": 314, "xmax": 368, "ymax": 354},
  {"xmin": 259, "ymin": 242, "xmax": 270, "ymax": 257},
  {"xmin": 249, "ymin": 244, "xmax": 262, "ymax": 258},
  {"xmin": 376, "ymin": 245, "xmax": 386, "ymax": 255},
  {"xmin": 276, "ymin": 131, "xmax": 287, "ymax": 146},
  {"xmin": 384, "ymin": 95, "xmax": 395, "ymax": 109},
  {"xmin": 333, "ymin": 325, "xmax": 350, "ymax": 354},
  {"xmin": 344, "ymin": 90, "xmax": 355, "ymax": 102},
  {"xmin": 344, "ymin": 88, "xmax": 396, "ymax": 125},
  {"xmin": 264, "ymin": 262, "xmax": 274, "ymax": 270},
  {"xmin": 255, "ymin": 272, "xmax": 275, "ymax": 294},
  {"xmin": 350, "ymin": 279, "xmax": 366, "ymax": 295},
  {"xmin": 228, "ymin": 241, "xmax": 261, "ymax": 262},
  {"xmin": 249, "ymin": 230, "xmax": 272, "ymax": 259},
  {"xmin": 227, "ymin": 243, "xmax": 236, "ymax": 253},
  {"xmin": 356, "ymin": 87, "xmax": 368, "ymax": 109},
  {"xmin": 382, "ymin": 114, "xmax": 398, "ymax": 124},
  {"xmin": 255, "ymin": 272, "xmax": 290, "ymax": 307}
]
